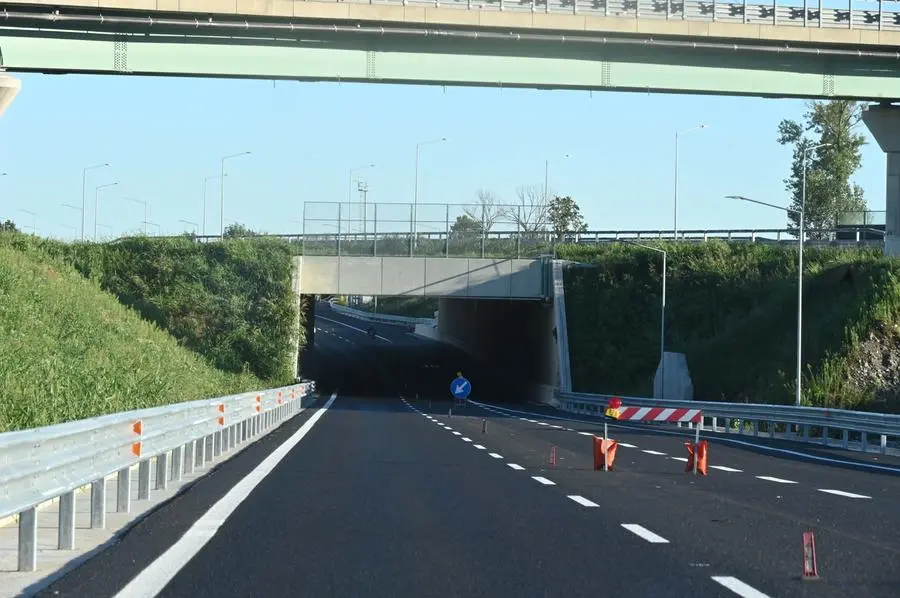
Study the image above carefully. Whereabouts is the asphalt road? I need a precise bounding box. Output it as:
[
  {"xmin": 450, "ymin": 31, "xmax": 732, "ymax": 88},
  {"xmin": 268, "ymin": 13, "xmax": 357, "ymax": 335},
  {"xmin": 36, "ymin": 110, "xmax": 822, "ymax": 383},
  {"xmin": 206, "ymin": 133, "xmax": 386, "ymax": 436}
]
[{"xmin": 31, "ymin": 305, "xmax": 900, "ymax": 597}]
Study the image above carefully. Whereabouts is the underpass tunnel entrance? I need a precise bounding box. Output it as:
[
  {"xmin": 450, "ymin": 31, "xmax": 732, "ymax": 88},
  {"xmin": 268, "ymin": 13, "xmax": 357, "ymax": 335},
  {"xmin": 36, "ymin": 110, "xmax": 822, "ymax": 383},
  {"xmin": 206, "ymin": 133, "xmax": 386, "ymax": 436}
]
[{"xmin": 305, "ymin": 296, "xmax": 556, "ymax": 405}]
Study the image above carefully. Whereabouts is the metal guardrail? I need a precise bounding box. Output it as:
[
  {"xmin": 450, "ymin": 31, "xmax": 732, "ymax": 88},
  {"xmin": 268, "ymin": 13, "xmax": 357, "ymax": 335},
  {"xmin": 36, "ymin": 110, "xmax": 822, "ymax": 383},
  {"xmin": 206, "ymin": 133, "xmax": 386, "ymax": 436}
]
[
  {"xmin": 329, "ymin": 302, "xmax": 436, "ymax": 327},
  {"xmin": 0, "ymin": 381, "xmax": 316, "ymax": 572},
  {"xmin": 556, "ymin": 390, "xmax": 900, "ymax": 454},
  {"xmin": 330, "ymin": 0, "xmax": 900, "ymax": 33}
]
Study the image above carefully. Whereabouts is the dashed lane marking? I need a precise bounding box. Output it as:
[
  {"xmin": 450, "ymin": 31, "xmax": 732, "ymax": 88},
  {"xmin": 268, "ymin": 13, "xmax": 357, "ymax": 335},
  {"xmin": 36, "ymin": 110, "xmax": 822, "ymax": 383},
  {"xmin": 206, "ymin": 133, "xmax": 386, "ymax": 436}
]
[
  {"xmin": 755, "ymin": 476, "xmax": 798, "ymax": 484},
  {"xmin": 567, "ymin": 495, "xmax": 599, "ymax": 508},
  {"xmin": 710, "ymin": 576, "xmax": 772, "ymax": 598},
  {"xmin": 488, "ymin": 453, "xmax": 503, "ymax": 459},
  {"xmin": 462, "ymin": 437, "xmax": 473, "ymax": 442},
  {"xmin": 817, "ymin": 489, "xmax": 871, "ymax": 499},
  {"xmin": 508, "ymin": 463, "xmax": 525, "ymax": 470},
  {"xmin": 532, "ymin": 476, "xmax": 556, "ymax": 485},
  {"xmin": 710, "ymin": 465, "xmax": 743, "ymax": 473},
  {"xmin": 621, "ymin": 524, "xmax": 670, "ymax": 544},
  {"xmin": 642, "ymin": 450, "xmax": 667, "ymax": 456},
  {"xmin": 474, "ymin": 445, "xmax": 486, "ymax": 450}
]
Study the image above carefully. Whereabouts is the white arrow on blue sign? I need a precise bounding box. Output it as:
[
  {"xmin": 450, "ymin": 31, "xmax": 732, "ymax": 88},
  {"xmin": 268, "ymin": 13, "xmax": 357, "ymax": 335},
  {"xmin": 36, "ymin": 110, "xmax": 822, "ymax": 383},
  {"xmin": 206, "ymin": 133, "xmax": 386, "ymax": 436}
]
[{"xmin": 450, "ymin": 375, "xmax": 472, "ymax": 400}]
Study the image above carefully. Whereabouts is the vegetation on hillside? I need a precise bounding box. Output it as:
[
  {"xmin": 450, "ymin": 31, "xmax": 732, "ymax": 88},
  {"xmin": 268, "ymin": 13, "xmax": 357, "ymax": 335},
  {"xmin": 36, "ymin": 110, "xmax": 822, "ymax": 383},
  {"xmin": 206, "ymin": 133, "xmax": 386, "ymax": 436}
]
[
  {"xmin": 0, "ymin": 235, "xmax": 263, "ymax": 432},
  {"xmin": 559, "ymin": 242, "xmax": 900, "ymax": 411}
]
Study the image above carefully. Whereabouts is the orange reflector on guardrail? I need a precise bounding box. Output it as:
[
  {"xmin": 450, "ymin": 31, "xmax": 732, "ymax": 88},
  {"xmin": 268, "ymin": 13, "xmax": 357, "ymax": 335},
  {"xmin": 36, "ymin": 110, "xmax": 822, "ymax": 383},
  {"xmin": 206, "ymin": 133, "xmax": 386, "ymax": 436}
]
[{"xmin": 131, "ymin": 442, "xmax": 142, "ymax": 457}]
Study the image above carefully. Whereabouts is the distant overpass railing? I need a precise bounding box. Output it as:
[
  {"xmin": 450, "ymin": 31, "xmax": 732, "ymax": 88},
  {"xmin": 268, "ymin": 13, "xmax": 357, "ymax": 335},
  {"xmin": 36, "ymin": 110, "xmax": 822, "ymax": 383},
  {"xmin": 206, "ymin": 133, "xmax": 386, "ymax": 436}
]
[
  {"xmin": 322, "ymin": 0, "xmax": 900, "ymax": 32},
  {"xmin": 329, "ymin": 302, "xmax": 436, "ymax": 327},
  {"xmin": 0, "ymin": 381, "xmax": 316, "ymax": 572},
  {"xmin": 184, "ymin": 227, "xmax": 884, "ymax": 259},
  {"xmin": 556, "ymin": 389, "xmax": 900, "ymax": 456}
]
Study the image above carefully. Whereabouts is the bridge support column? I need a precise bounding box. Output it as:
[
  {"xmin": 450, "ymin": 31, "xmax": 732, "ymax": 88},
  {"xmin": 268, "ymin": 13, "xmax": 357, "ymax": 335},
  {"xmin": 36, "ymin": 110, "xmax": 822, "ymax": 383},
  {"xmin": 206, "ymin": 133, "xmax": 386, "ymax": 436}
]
[{"xmin": 862, "ymin": 104, "xmax": 900, "ymax": 256}]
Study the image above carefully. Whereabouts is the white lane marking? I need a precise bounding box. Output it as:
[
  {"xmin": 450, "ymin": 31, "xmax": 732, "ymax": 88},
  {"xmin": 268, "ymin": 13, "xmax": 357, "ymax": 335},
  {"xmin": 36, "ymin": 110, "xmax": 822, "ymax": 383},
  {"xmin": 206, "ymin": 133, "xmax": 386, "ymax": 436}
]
[
  {"xmin": 817, "ymin": 489, "xmax": 872, "ymax": 499},
  {"xmin": 670, "ymin": 457, "xmax": 689, "ymax": 462},
  {"xmin": 538, "ymin": 422, "xmax": 550, "ymax": 426},
  {"xmin": 567, "ymin": 495, "xmax": 599, "ymax": 507},
  {"xmin": 710, "ymin": 576, "xmax": 772, "ymax": 598},
  {"xmin": 462, "ymin": 437, "xmax": 473, "ymax": 442},
  {"xmin": 466, "ymin": 400, "xmax": 900, "ymax": 475},
  {"xmin": 114, "ymin": 391, "xmax": 337, "ymax": 598},
  {"xmin": 526, "ymin": 419, "xmax": 537, "ymax": 423},
  {"xmin": 621, "ymin": 524, "xmax": 670, "ymax": 544},
  {"xmin": 508, "ymin": 463, "xmax": 525, "ymax": 470},
  {"xmin": 452, "ymin": 431, "xmax": 462, "ymax": 436},
  {"xmin": 316, "ymin": 315, "xmax": 394, "ymax": 343},
  {"xmin": 519, "ymin": 418, "xmax": 529, "ymax": 421},
  {"xmin": 488, "ymin": 453, "xmax": 503, "ymax": 459},
  {"xmin": 618, "ymin": 442, "xmax": 638, "ymax": 448},
  {"xmin": 710, "ymin": 465, "xmax": 743, "ymax": 473},
  {"xmin": 532, "ymin": 476, "xmax": 556, "ymax": 485},
  {"xmin": 755, "ymin": 476, "xmax": 798, "ymax": 484},
  {"xmin": 642, "ymin": 450, "xmax": 667, "ymax": 456},
  {"xmin": 551, "ymin": 425, "xmax": 564, "ymax": 429},
  {"xmin": 443, "ymin": 426, "xmax": 453, "ymax": 430},
  {"xmin": 578, "ymin": 431, "xmax": 594, "ymax": 437},
  {"xmin": 474, "ymin": 444, "xmax": 486, "ymax": 450}
]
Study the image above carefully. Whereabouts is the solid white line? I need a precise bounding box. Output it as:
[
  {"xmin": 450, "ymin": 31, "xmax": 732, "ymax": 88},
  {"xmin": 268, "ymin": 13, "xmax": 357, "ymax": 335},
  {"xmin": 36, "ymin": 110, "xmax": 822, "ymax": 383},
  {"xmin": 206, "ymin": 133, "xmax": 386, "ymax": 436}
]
[
  {"xmin": 621, "ymin": 524, "xmax": 670, "ymax": 544},
  {"xmin": 817, "ymin": 488, "xmax": 872, "ymax": 499},
  {"xmin": 532, "ymin": 476, "xmax": 556, "ymax": 485},
  {"xmin": 710, "ymin": 465, "xmax": 743, "ymax": 473},
  {"xmin": 710, "ymin": 576, "xmax": 772, "ymax": 598},
  {"xmin": 462, "ymin": 437, "xmax": 472, "ymax": 442},
  {"xmin": 567, "ymin": 495, "xmax": 599, "ymax": 507},
  {"xmin": 114, "ymin": 391, "xmax": 337, "ymax": 598},
  {"xmin": 474, "ymin": 444, "xmax": 486, "ymax": 450},
  {"xmin": 755, "ymin": 476, "xmax": 798, "ymax": 484},
  {"xmin": 316, "ymin": 315, "xmax": 394, "ymax": 343},
  {"xmin": 508, "ymin": 463, "xmax": 525, "ymax": 470},
  {"xmin": 642, "ymin": 450, "xmax": 667, "ymax": 456},
  {"xmin": 488, "ymin": 453, "xmax": 503, "ymax": 459}
]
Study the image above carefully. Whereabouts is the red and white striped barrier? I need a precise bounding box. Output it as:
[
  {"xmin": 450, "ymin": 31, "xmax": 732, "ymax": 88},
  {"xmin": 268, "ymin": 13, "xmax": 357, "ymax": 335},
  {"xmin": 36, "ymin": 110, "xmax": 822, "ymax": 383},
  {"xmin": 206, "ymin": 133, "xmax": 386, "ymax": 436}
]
[{"xmin": 614, "ymin": 406, "xmax": 702, "ymax": 424}]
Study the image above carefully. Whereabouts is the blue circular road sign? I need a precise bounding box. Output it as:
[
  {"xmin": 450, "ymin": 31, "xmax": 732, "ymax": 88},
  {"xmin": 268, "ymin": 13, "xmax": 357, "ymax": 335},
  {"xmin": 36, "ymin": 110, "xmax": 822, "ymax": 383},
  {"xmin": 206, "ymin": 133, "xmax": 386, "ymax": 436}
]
[{"xmin": 450, "ymin": 375, "xmax": 472, "ymax": 400}]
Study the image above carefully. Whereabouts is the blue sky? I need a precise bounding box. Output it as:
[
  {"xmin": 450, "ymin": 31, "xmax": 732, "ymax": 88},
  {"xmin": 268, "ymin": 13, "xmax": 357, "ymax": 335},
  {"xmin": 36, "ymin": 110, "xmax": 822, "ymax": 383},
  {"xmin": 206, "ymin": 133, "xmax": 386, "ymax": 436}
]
[{"xmin": 0, "ymin": 73, "xmax": 887, "ymax": 239}]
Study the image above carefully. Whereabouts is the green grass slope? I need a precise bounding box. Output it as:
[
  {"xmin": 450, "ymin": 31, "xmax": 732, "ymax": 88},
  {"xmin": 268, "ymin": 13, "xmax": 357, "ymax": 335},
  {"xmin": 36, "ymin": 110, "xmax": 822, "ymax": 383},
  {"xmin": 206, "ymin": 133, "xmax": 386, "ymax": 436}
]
[
  {"xmin": 559, "ymin": 242, "xmax": 900, "ymax": 411},
  {"xmin": 0, "ymin": 237, "xmax": 262, "ymax": 432}
]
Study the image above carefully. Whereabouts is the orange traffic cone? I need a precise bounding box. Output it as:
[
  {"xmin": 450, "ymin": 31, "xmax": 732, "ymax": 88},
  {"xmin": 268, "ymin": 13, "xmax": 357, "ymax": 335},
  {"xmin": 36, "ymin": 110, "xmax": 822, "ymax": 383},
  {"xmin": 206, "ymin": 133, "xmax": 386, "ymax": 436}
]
[
  {"xmin": 593, "ymin": 436, "xmax": 618, "ymax": 471},
  {"xmin": 684, "ymin": 440, "xmax": 709, "ymax": 475}
]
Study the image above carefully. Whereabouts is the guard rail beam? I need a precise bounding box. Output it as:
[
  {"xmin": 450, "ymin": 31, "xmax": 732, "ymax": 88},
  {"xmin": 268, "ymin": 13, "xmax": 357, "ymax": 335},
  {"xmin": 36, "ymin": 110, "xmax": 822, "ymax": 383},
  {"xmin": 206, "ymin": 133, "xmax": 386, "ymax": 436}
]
[
  {"xmin": 329, "ymin": 303, "xmax": 436, "ymax": 326},
  {"xmin": 0, "ymin": 381, "xmax": 316, "ymax": 572},
  {"xmin": 556, "ymin": 390, "xmax": 900, "ymax": 454}
]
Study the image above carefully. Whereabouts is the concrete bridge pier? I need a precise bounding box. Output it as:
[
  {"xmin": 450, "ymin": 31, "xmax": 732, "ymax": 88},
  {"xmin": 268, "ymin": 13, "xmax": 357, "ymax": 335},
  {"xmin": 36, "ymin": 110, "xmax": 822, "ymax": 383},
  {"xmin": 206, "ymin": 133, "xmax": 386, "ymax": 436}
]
[{"xmin": 862, "ymin": 103, "xmax": 900, "ymax": 257}]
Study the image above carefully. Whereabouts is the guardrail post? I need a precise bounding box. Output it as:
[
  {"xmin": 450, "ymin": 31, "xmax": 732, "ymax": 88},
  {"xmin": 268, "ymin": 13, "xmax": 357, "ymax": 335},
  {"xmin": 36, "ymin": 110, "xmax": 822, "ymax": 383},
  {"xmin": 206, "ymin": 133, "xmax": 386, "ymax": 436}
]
[
  {"xmin": 195, "ymin": 438, "xmax": 205, "ymax": 468},
  {"xmin": 861, "ymin": 432, "xmax": 869, "ymax": 452},
  {"xmin": 184, "ymin": 441, "xmax": 195, "ymax": 475},
  {"xmin": 803, "ymin": 424, "xmax": 810, "ymax": 439},
  {"xmin": 58, "ymin": 491, "xmax": 76, "ymax": 549},
  {"xmin": 138, "ymin": 460, "xmax": 151, "ymax": 500},
  {"xmin": 117, "ymin": 468, "xmax": 131, "ymax": 513},
  {"xmin": 18, "ymin": 507, "xmax": 37, "ymax": 572},
  {"xmin": 172, "ymin": 445, "xmax": 184, "ymax": 482},
  {"xmin": 204, "ymin": 435, "xmax": 214, "ymax": 465},
  {"xmin": 213, "ymin": 431, "xmax": 222, "ymax": 458},
  {"xmin": 90, "ymin": 479, "xmax": 106, "ymax": 529},
  {"xmin": 752, "ymin": 420, "xmax": 758, "ymax": 437},
  {"xmin": 823, "ymin": 426, "xmax": 830, "ymax": 445},
  {"xmin": 155, "ymin": 453, "xmax": 169, "ymax": 490},
  {"xmin": 768, "ymin": 421, "xmax": 775, "ymax": 438},
  {"xmin": 881, "ymin": 434, "xmax": 888, "ymax": 454},
  {"xmin": 841, "ymin": 429, "xmax": 849, "ymax": 449}
]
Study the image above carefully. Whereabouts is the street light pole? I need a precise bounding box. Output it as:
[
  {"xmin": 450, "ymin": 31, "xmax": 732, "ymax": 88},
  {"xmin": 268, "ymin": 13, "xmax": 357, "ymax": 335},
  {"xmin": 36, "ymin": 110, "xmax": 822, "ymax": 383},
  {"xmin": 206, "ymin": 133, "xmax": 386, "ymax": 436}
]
[
  {"xmin": 348, "ymin": 163, "xmax": 375, "ymax": 235},
  {"xmin": 94, "ymin": 182, "xmax": 118, "ymax": 241},
  {"xmin": 727, "ymin": 144, "xmax": 831, "ymax": 407},
  {"xmin": 81, "ymin": 163, "xmax": 109, "ymax": 241},
  {"xmin": 123, "ymin": 197, "xmax": 148, "ymax": 235},
  {"xmin": 620, "ymin": 239, "xmax": 667, "ymax": 399},
  {"xmin": 544, "ymin": 154, "xmax": 571, "ymax": 203},
  {"xmin": 220, "ymin": 151, "xmax": 251, "ymax": 239},
  {"xmin": 674, "ymin": 125, "xmax": 708, "ymax": 239}
]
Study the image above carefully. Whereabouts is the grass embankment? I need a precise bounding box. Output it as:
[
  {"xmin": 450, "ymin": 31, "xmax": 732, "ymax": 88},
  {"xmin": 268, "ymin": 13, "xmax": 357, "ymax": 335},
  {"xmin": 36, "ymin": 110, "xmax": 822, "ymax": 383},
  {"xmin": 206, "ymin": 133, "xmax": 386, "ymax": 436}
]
[
  {"xmin": 0, "ymin": 233, "xmax": 303, "ymax": 432},
  {"xmin": 559, "ymin": 242, "xmax": 900, "ymax": 411}
]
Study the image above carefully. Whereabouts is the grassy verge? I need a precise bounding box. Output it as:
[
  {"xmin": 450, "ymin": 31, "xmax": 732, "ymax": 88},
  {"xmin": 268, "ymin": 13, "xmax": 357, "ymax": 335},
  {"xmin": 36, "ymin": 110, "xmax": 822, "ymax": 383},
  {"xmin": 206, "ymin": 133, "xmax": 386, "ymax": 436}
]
[
  {"xmin": 0, "ymin": 238, "xmax": 262, "ymax": 432},
  {"xmin": 558, "ymin": 242, "xmax": 900, "ymax": 410}
]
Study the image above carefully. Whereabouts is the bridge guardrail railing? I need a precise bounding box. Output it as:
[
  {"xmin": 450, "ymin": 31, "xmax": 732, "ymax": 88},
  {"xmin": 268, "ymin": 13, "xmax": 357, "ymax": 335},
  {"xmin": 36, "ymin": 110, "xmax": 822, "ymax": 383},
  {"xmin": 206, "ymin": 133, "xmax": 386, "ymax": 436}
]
[
  {"xmin": 329, "ymin": 303, "xmax": 436, "ymax": 327},
  {"xmin": 0, "ymin": 380, "xmax": 316, "ymax": 572},
  {"xmin": 555, "ymin": 389, "xmax": 900, "ymax": 454}
]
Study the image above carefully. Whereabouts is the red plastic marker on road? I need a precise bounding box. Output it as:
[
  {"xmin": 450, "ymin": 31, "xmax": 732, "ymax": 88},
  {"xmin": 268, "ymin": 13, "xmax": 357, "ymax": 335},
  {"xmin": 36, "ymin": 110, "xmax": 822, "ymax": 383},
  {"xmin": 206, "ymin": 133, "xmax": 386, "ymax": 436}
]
[
  {"xmin": 549, "ymin": 446, "xmax": 557, "ymax": 467},
  {"xmin": 802, "ymin": 531, "xmax": 819, "ymax": 580}
]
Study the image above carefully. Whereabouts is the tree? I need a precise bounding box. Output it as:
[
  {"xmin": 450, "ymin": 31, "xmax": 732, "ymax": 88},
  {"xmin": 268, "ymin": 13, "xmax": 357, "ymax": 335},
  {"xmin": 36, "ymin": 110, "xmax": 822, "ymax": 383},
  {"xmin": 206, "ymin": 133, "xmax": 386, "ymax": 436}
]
[
  {"xmin": 777, "ymin": 100, "xmax": 867, "ymax": 238},
  {"xmin": 0, "ymin": 219, "xmax": 17, "ymax": 232},
  {"xmin": 500, "ymin": 185, "xmax": 550, "ymax": 234},
  {"xmin": 463, "ymin": 189, "xmax": 503, "ymax": 233},
  {"xmin": 449, "ymin": 214, "xmax": 483, "ymax": 235},
  {"xmin": 223, "ymin": 223, "xmax": 258, "ymax": 238},
  {"xmin": 548, "ymin": 195, "xmax": 588, "ymax": 240}
]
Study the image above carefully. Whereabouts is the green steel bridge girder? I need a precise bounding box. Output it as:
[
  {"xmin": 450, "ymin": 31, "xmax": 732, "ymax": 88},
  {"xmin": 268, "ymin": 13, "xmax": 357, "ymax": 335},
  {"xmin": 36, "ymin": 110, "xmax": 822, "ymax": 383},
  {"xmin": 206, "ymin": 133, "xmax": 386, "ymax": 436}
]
[{"xmin": 2, "ymin": 29, "xmax": 900, "ymax": 100}]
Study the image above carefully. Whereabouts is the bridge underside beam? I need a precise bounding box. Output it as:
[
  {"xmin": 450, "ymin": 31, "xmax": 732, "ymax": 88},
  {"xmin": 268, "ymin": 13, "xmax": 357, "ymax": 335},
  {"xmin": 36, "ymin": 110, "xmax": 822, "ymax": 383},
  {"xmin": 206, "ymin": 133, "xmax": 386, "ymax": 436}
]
[{"xmin": 2, "ymin": 29, "xmax": 900, "ymax": 100}]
